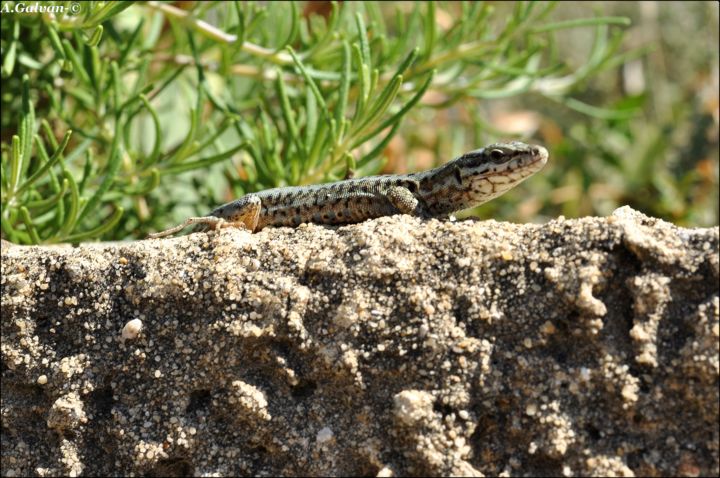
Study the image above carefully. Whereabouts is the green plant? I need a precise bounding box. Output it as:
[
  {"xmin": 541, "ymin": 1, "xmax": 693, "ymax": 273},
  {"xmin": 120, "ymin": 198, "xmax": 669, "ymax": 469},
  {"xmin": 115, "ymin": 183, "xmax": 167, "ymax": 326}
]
[{"xmin": 1, "ymin": 1, "xmax": 635, "ymax": 244}]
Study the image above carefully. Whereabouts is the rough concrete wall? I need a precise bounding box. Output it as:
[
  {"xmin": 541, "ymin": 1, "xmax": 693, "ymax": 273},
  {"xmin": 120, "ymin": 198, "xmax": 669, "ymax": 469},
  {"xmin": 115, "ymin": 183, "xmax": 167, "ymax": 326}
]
[{"xmin": 1, "ymin": 206, "xmax": 718, "ymax": 477}]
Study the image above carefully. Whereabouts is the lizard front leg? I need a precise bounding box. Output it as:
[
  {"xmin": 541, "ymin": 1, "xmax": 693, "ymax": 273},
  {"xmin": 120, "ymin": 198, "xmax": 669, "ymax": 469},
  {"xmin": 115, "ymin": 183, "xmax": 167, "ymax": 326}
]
[
  {"xmin": 148, "ymin": 195, "xmax": 262, "ymax": 238},
  {"xmin": 385, "ymin": 185, "xmax": 430, "ymax": 217}
]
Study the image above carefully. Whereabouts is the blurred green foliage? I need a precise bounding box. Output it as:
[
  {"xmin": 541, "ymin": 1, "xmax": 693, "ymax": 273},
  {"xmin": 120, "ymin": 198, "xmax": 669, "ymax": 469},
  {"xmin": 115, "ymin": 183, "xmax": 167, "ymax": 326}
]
[
  {"xmin": 469, "ymin": 1, "xmax": 719, "ymax": 227},
  {"xmin": 0, "ymin": 1, "xmax": 716, "ymax": 244}
]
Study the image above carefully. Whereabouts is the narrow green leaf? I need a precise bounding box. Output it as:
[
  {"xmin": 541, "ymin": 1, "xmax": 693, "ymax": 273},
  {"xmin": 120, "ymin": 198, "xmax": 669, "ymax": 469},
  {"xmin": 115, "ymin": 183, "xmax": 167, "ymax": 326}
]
[
  {"xmin": 344, "ymin": 152, "xmax": 356, "ymax": 175},
  {"xmin": 287, "ymin": 47, "xmax": 334, "ymax": 140},
  {"xmin": 201, "ymin": 78, "xmax": 229, "ymax": 112},
  {"xmin": 37, "ymin": 123, "xmax": 68, "ymax": 205},
  {"xmin": 269, "ymin": 151, "xmax": 285, "ymax": 183},
  {"xmin": 163, "ymin": 143, "xmax": 248, "ymax": 175},
  {"xmin": 9, "ymin": 135, "xmax": 22, "ymax": 194},
  {"xmin": 358, "ymin": 119, "xmax": 402, "ymax": 168},
  {"xmin": 250, "ymin": 144, "xmax": 272, "ymax": 185},
  {"xmin": 1, "ymin": 21, "xmax": 19, "ymax": 78},
  {"xmin": 119, "ymin": 84, "xmax": 154, "ymax": 112},
  {"xmin": 275, "ymin": 0, "xmax": 298, "ymax": 52},
  {"xmin": 394, "ymin": 47, "xmax": 420, "ymax": 78},
  {"xmin": 334, "ymin": 41, "xmax": 351, "ymax": 136},
  {"xmin": 1, "ymin": 151, "xmax": 8, "ymax": 191},
  {"xmin": 119, "ymin": 19, "xmax": 145, "ymax": 64},
  {"xmin": 110, "ymin": 61, "xmax": 121, "ymax": 110},
  {"xmin": 469, "ymin": 52, "xmax": 540, "ymax": 98},
  {"xmin": 354, "ymin": 70, "xmax": 435, "ymax": 148},
  {"xmin": 337, "ymin": 118, "xmax": 348, "ymax": 146},
  {"xmin": 19, "ymin": 207, "xmax": 41, "ymax": 244},
  {"xmin": 352, "ymin": 45, "xmax": 369, "ymax": 119},
  {"xmin": 588, "ymin": 24, "xmax": 610, "ymax": 69},
  {"xmin": 233, "ymin": 2, "xmax": 246, "ymax": 46},
  {"xmin": 43, "ymin": 83, "xmax": 62, "ymax": 113},
  {"xmin": 305, "ymin": 87, "xmax": 318, "ymax": 159},
  {"xmin": 41, "ymin": 119, "xmax": 59, "ymax": 150},
  {"xmin": 64, "ymin": 86, "xmax": 95, "ymax": 110},
  {"xmin": 531, "ymin": 16, "xmax": 631, "ymax": 33},
  {"xmin": 78, "ymin": 150, "xmax": 93, "ymax": 195},
  {"xmin": 45, "ymin": 156, "xmax": 62, "ymax": 190},
  {"xmin": 515, "ymin": 1, "xmax": 534, "ymax": 23},
  {"xmin": 47, "ymin": 24, "xmax": 66, "ymax": 60},
  {"xmin": 26, "ymin": 179, "xmax": 68, "ymax": 213},
  {"xmin": 369, "ymin": 68, "xmax": 379, "ymax": 99},
  {"xmin": 59, "ymin": 170, "xmax": 80, "ymax": 238},
  {"xmin": 20, "ymin": 75, "xmax": 35, "ymax": 177},
  {"xmin": 307, "ymin": 119, "xmax": 330, "ymax": 175},
  {"xmin": 1, "ymin": 215, "xmax": 27, "ymax": 244},
  {"xmin": 470, "ymin": 79, "xmax": 534, "ymax": 99},
  {"xmin": 64, "ymin": 137, "xmax": 92, "ymax": 166},
  {"xmin": 421, "ymin": 2, "xmax": 436, "ymax": 61},
  {"xmin": 139, "ymin": 95, "xmax": 162, "ymax": 166},
  {"xmin": 96, "ymin": 58, "xmax": 109, "ymax": 96},
  {"xmin": 355, "ymin": 13, "xmax": 371, "ymax": 71},
  {"xmin": 556, "ymin": 96, "xmax": 639, "ymax": 120},
  {"xmin": 123, "ymin": 168, "xmax": 160, "ymax": 195},
  {"xmin": 86, "ymin": 25, "xmax": 104, "ymax": 47},
  {"xmin": 89, "ymin": 1, "xmax": 134, "ymax": 24},
  {"xmin": 89, "ymin": 46, "xmax": 102, "ymax": 90},
  {"xmin": 78, "ymin": 127, "xmax": 124, "ymax": 223},
  {"xmin": 287, "ymin": 48, "xmax": 328, "ymax": 116},
  {"xmin": 353, "ymin": 75, "xmax": 402, "ymax": 135},
  {"xmin": 16, "ymin": 131, "xmax": 72, "ymax": 196},
  {"xmin": 196, "ymin": 118, "xmax": 237, "ymax": 155},
  {"xmin": 147, "ymin": 65, "xmax": 186, "ymax": 101},
  {"xmin": 244, "ymin": 5, "xmax": 268, "ymax": 39},
  {"xmin": 170, "ymin": 105, "xmax": 200, "ymax": 164},
  {"xmin": 62, "ymin": 39, "xmax": 91, "ymax": 85},
  {"xmin": 303, "ymin": 1, "xmax": 339, "ymax": 58},
  {"xmin": 275, "ymin": 70, "xmax": 302, "ymax": 154},
  {"xmin": 259, "ymin": 108, "xmax": 275, "ymax": 156}
]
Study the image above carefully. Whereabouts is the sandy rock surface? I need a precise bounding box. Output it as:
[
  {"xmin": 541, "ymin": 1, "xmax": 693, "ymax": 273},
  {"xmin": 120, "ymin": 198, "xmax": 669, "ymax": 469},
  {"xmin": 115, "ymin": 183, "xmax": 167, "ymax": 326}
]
[{"xmin": 1, "ymin": 206, "xmax": 718, "ymax": 477}]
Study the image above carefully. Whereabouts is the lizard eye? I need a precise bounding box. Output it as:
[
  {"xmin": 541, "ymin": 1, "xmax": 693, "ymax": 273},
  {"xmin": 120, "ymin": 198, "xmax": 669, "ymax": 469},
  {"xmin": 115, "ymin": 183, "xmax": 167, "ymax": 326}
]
[{"xmin": 489, "ymin": 149, "xmax": 505, "ymax": 162}]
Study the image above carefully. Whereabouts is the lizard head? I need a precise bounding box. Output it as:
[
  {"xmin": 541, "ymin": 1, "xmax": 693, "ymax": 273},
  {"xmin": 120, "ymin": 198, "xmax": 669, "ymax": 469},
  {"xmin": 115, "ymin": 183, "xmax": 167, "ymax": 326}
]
[
  {"xmin": 460, "ymin": 141, "xmax": 548, "ymax": 176},
  {"xmin": 453, "ymin": 141, "xmax": 548, "ymax": 202}
]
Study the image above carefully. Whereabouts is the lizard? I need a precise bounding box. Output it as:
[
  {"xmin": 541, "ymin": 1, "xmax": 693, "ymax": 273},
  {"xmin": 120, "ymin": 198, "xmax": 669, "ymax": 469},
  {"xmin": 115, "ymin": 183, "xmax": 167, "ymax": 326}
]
[{"xmin": 148, "ymin": 141, "xmax": 548, "ymax": 238}]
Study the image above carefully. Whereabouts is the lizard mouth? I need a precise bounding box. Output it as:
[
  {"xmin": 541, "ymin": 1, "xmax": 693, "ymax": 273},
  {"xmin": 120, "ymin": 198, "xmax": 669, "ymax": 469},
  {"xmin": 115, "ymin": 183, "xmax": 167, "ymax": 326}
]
[
  {"xmin": 490, "ymin": 144, "xmax": 548, "ymax": 178},
  {"xmin": 513, "ymin": 145, "xmax": 549, "ymax": 177},
  {"xmin": 527, "ymin": 145, "xmax": 549, "ymax": 169}
]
